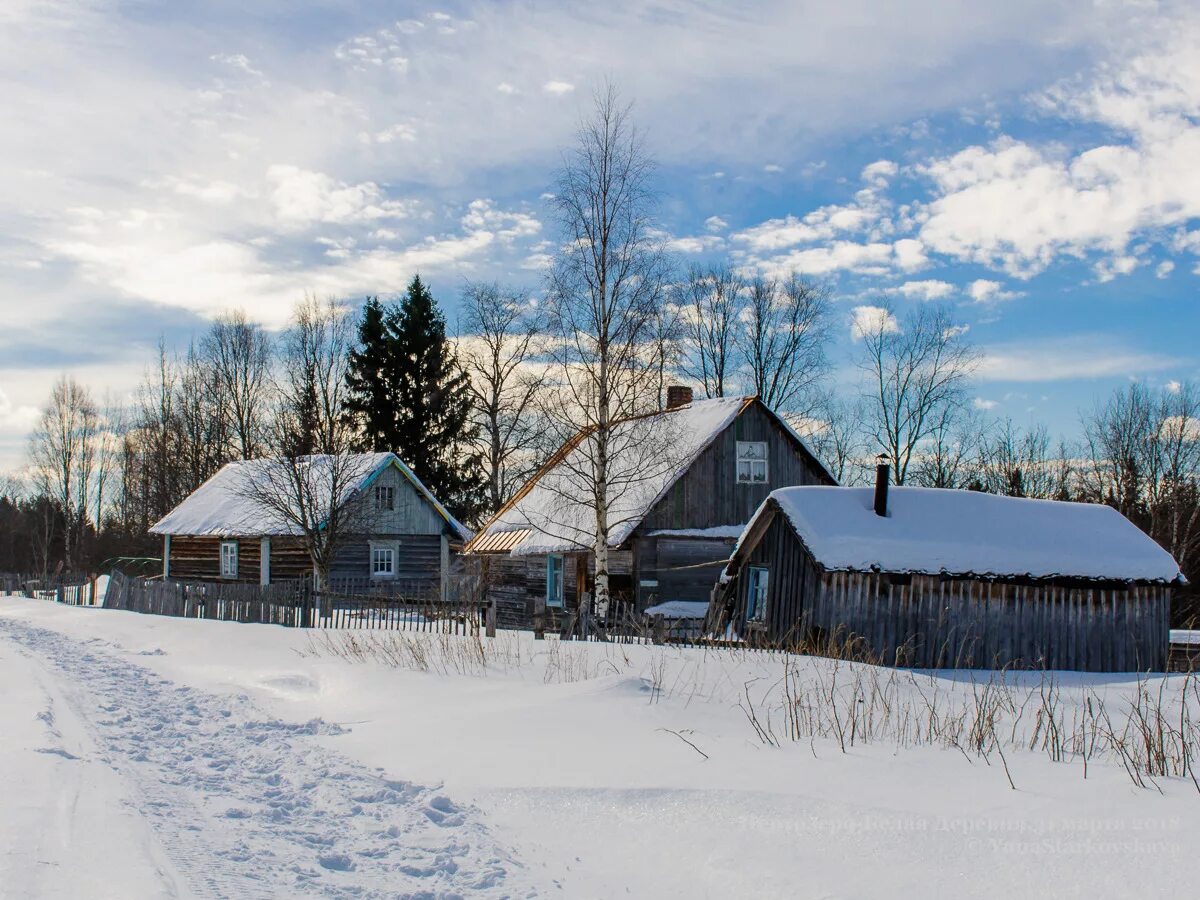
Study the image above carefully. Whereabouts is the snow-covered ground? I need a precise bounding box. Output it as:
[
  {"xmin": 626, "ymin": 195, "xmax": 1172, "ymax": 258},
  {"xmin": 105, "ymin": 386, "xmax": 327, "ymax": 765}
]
[{"xmin": 1, "ymin": 596, "xmax": 1196, "ymax": 898}]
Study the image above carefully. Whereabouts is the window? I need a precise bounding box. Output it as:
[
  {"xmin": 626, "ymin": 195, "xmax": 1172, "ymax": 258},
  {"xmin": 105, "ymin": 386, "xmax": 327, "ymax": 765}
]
[
  {"xmin": 736, "ymin": 441, "xmax": 769, "ymax": 484},
  {"xmin": 219, "ymin": 541, "xmax": 239, "ymax": 579},
  {"xmin": 370, "ymin": 543, "xmax": 396, "ymax": 579},
  {"xmin": 746, "ymin": 566, "xmax": 769, "ymax": 623},
  {"xmin": 546, "ymin": 555, "xmax": 565, "ymax": 608},
  {"xmin": 374, "ymin": 485, "xmax": 395, "ymax": 511}
]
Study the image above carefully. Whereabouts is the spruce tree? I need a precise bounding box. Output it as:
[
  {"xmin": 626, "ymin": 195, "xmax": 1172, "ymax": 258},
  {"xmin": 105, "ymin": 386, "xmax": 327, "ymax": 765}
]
[
  {"xmin": 344, "ymin": 297, "xmax": 395, "ymax": 451},
  {"xmin": 343, "ymin": 281, "xmax": 487, "ymax": 524},
  {"xmin": 391, "ymin": 276, "xmax": 487, "ymax": 524}
]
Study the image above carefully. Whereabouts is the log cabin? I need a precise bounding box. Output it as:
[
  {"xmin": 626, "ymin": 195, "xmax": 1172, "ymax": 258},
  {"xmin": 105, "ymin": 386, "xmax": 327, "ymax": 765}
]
[
  {"xmin": 464, "ymin": 388, "xmax": 835, "ymax": 629},
  {"xmin": 150, "ymin": 452, "xmax": 471, "ymax": 594},
  {"xmin": 712, "ymin": 464, "xmax": 1183, "ymax": 672}
]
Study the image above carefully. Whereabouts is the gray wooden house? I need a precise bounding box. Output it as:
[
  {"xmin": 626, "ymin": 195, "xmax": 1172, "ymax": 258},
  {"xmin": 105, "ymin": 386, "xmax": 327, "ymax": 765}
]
[
  {"xmin": 150, "ymin": 452, "xmax": 471, "ymax": 593},
  {"xmin": 464, "ymin": 389, "xmax": 835, "ymax": 628},
  {"xmin": 713, "ymin": 471, "xmax": 1182, "ymax": 672}
]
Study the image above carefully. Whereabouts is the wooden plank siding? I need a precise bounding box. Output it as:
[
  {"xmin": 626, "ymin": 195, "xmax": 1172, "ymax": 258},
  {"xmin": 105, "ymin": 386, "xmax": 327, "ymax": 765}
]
[
  {"xmin": 481, "ymin": 551, "xmax": 634, "ymax": 630},
  {"xmin": 638, "ymin": 401, "xmax": 833, "ymax": 534},
  {"xmin": 330, "ymin": 534, "xmax": 443, "ymax": 583},
  {"xmin": 634, "ymin": 536, "xmax": 736, "ymax": 610},
  {"xmin": 728, "ymin": 512, "xmax": 1172, "ymax": 672}
]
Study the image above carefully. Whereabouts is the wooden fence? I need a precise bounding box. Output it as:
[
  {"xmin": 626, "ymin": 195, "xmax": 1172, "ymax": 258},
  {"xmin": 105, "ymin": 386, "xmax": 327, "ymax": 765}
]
[
  {"xmin": 105, "ymin": 571, "xmax": 312, "ymax": 626},
  {"xmin": 100, "ymin": 571, "xmax": 488, "ymax": 634},
  {"xmin": 1, "ymin": 572, "xmax": 101, "ymax": 605}
]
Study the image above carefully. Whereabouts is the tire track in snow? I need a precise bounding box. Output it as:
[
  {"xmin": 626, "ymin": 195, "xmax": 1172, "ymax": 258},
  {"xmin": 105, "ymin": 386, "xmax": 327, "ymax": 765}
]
[{"xmin": 0, "ymin": 618, "xmax": 539, "ymax": 899}]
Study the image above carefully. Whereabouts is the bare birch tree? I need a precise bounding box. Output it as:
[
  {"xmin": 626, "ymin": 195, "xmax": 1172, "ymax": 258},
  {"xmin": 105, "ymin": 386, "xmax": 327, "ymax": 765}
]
[
  {"xmin": 201, "ymin": 310, "xmax": 272, "ymax": 460},
  {"xmin": 739, "ymin": 274, "xmax": 830, "ymax": 416},
  {"xmin": 29, "ymin": 375, "xmax": 98, "ymax": 570},
  {"xmin": 459, "ymin": 282, "xmax": 549, "ymax": 514},
  {"xmin": 857, "ymin": 303, "xmax": 977, "ymax": 485},
  {"xmin": 678, "ymin": 264, "xmax": 741, "ymax": 398},
  {"xmin": 277, "ymin": 296, "xmax": 356, "ymax": 457},
  {"xmin": 545, "ymin": 83, "xmax": 672, "ymax": 612},
  {"xmin": 1081, "ymin": 381, "xmax": 1200, "ymax": 570},
  {"xmin": 238, "ymin": 298, "xmax": 366, "ymax": 589}
]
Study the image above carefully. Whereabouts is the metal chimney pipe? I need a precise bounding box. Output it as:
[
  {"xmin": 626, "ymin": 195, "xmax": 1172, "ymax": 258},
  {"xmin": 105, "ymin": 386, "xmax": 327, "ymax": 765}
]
[{"xmin": 873, "ymin": 455, "xmax": 890, "ymax": 517}]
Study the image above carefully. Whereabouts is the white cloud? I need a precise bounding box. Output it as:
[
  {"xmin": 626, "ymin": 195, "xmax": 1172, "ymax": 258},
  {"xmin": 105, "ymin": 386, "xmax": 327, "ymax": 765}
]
[
  {"xmin": 850, "ymin": 304, "xmax": 900, "ymax": 340},
  {"xmin": 763, "ymin": 164, "xmax": 784, "ymax": 174},
  {"xmin": 542, "ymin": 80, "xmax": 575, "ymax": 95},
  {"xmin": 704, "ymin": 215, "xmax": 729, "ymax": 233},
  {"xmin": 967, "ymin": 278, "xmax": 1022, "ymax": 303},
  {"xmin": 210, "ymin": 53, "xmax": 262, "ymax": 77},
  {"xmin": 1166, "ymin": 379, "xmax": 1183, "ymax": 393},
  {"xmin": 861, "ymin": 159, "xmax": 899, "ymax": 187},
  {"xmin": 892, "ymin": 238, "xmax": 927, "ymax": 272},
  {"xmin": 918, "ymin": 22, "xmax": 1200, "ymax": 278},
  {"xmin": 1156, "ymin": 260, "xmax": 1175, "ymax": 278},
  {"xmin": 0, "ymin": 387, "xmax": 39, "ymax": 432},
  {"xmin": 267, "ymin": 165, "xmax": 413, "ymax": 229},
  {"xmin": 1093, "ymin": 254, "xmax": 1140, "ymax": 282},
  {"xmin": 460, "ymin": 199, "xmax": 541, "ymax": 241},
  {"xmin": 973, "ymin": 397, "xmax": 999, "ymax": 410},
  {"xmin": 496, "ymin": 82, "xmax": 517, "ymax": 94},
  {"xmin": 334, "ymin": 30, "xmax": 409, "ymax": 73},
  {"xmin": 977, "ymin": 336, "xmax": 1177, "ymax": 382},
  {"xmin": 887, "ymin": 279, "xmax": 956, "ymax": 300},
  {"xmin": 664, "ymin": 234, "xmax": 724, "ymax": 253}
]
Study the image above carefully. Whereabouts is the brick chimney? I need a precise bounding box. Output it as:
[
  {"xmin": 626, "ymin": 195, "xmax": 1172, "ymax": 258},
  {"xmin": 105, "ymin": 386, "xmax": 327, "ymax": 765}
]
[{"xmin": 666, "ymin": 385, "xmax": 694, "ymax": 410}]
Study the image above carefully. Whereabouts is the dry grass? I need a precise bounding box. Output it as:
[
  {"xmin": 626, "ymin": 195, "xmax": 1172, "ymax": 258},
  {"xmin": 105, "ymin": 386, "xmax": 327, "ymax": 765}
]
[{"xmin": 302, "ymin": 626, "xmax": 1200, "ymax": 792}]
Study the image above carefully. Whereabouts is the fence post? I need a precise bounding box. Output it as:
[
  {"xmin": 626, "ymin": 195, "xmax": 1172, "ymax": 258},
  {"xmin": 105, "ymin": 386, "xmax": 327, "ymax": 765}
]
[
  {"xmin": 533, "ymin": 596, "xmax": 546, "ymax": 640},
  {"xmin": 486, "ymin": 599, "xmax": 497, "ymax": 638}
]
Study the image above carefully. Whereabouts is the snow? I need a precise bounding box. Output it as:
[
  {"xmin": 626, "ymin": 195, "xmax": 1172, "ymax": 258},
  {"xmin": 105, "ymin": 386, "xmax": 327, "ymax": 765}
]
[
  {"xmin": 748, "ymin": 485, "xmax": 1182, "ymax": 582},
  {"xmin": 3, "ymin": 596, "xmax": 1198, "ymax": 898},
  {"xmin": 647, "ymin": 525, "xmax": 745, "ymax": 539},
  {"xmin": 643, "ymin": 600, "xmax": 710, "ymax": 618},
  {"xmin": 482, "ymin": 396, "xmax": 750, "ymax": 555},
  {"xmin": 1172, "ymin": 630, "xmax": 1200, "ymax": 645},
  {"xmin": 151, "ymin": 452, "xmax": 470, "ymax": 541}
]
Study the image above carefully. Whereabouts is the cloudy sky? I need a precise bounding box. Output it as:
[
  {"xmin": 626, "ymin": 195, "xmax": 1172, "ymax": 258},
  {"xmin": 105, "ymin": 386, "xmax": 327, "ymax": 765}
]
[{"xmin": 2, "ymin": 0, "xmax": 1199, "ymax": 471}]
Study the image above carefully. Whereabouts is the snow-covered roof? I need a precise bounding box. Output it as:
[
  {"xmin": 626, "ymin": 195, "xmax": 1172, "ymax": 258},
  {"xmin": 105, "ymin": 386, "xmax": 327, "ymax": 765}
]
[
  {"xmin": 150, "ymin": 452, "xmax": 471, "ymax": 541},
  {"xmin": 646, "ymin": 526, "xmax": 746, "ymax": 540},
  {"xmin": 644, "ymin": 600, "xmax": 710, "ymax": 619},
  {"xmin": 736, "ymin": 486, "xmax": 1182, "ymax": 583},
  {"xmin": 471, "ymin": 396, "xmax": 777, "ymax": 556}
]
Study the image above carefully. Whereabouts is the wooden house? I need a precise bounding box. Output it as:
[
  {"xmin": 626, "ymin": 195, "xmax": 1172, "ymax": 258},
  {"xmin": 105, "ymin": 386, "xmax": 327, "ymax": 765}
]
[
  {"xmin": 150, "ymin": 452, "xmax": 471, "ymax": 593},
  {"xmin": 464, "ymin": 389, "xmax": 835, "ymax": 628},
  {"xmin": 713, "ymin": 468, "xmax": 1182, "ymax": 672}
]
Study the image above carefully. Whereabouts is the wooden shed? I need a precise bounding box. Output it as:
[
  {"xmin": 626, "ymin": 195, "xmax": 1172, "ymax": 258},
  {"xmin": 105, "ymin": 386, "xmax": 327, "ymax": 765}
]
[
  {"xmin": 713, "ymin": 478, "xmax": 1183, "ymax": 672},
  {"xmin": 464, "ymin": 390, "xmax": 835, "ymax": 630},
  {"xmin": 150, "ymin": 452, "xmax": 471, "ymax": 593}
]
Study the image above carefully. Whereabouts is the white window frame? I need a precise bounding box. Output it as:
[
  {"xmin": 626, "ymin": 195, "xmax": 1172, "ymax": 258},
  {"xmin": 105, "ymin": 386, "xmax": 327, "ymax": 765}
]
[
  {"xmin": 219, "ymin": 541, "xmax": 239, "ymax": 580},
  {"xmin": 546, "ymin": 554, "xmax": 565, "ymax": 608},
  {"xmin": 746, "ymin": 566, "xmax": 769, "ymax": 623},
  {"xmin": 374, "ymin": 484, "xmax": 395, "ymax": 511},
  {"xmin": 736, "ymin": 441, "xmax": 769, "ymax": 485},
  {"xmin": 370, "ymin": 541, "xmax": 398, "ymax": 579}
]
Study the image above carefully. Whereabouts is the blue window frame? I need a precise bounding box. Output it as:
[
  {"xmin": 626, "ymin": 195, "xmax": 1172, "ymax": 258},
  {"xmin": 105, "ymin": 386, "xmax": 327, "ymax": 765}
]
[
  {"xmin": 546, "ymin": 554, "xmax": 565, "ymax": 608},
  {"xmin": 746, "ymin": 566, "xmax": 769, "ymax": 622}
]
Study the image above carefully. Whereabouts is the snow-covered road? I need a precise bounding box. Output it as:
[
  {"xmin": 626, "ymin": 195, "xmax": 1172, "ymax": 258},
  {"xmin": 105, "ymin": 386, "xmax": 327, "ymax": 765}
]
[{"xmin": 0, "ymin": 616, "xmax": 535, "ymax": 899}]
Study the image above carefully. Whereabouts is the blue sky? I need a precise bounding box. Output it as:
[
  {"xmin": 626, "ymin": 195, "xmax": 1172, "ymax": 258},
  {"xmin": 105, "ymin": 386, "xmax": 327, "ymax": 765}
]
[{"xmin": 1, "ymin": 0, "xmax": 1198, "ymax": 472}]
